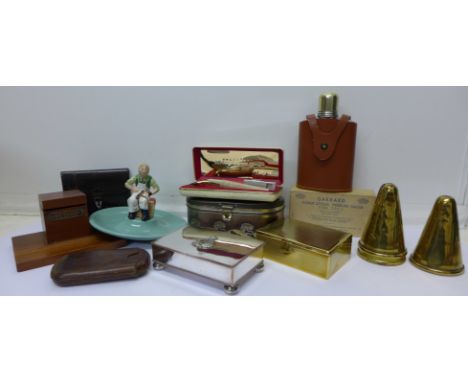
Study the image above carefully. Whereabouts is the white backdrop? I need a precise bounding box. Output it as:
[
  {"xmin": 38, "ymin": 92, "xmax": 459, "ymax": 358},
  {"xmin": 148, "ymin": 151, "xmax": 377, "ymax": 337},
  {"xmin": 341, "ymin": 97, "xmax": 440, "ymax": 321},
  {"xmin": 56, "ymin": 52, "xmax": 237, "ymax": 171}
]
[{"xmin": 1, "ymin": 87, "xmax": 467, "ymax": 225}]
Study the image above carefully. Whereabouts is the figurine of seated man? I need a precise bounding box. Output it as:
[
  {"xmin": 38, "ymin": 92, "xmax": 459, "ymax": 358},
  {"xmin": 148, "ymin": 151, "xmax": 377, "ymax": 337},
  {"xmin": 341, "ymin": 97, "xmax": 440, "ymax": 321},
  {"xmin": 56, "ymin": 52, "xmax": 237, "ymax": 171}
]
[{"xmin": 125, "ymin": 163, "xmax": 160, "ymax": 221}]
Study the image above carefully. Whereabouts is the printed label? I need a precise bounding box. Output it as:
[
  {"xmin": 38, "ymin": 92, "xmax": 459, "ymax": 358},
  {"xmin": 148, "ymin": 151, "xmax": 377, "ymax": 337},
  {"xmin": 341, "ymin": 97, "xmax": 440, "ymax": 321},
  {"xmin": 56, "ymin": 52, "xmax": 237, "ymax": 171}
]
[
  {"xmin": 291, "ymin": 190, "xmax": 375, "ymax": 236},
  {"xmin": 45, "ymin": 206, "xmax": 85, "ymax": 222}
]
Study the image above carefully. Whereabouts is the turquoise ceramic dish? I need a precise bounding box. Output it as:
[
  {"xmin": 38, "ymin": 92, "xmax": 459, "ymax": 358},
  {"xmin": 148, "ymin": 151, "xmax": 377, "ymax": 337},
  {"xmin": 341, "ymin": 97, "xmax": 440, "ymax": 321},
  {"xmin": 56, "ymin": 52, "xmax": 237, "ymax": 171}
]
[{"xmin": 89, "ymin": 207, "xmax": 186, "ymax": 241}]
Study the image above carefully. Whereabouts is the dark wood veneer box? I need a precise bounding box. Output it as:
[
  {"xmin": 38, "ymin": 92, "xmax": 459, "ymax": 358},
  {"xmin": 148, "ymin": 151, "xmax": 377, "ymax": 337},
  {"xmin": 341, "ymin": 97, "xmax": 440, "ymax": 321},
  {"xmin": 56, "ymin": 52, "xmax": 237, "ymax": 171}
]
[{"xmin": 39, "ymin": 190, "xmax": 91, "ymax": 243}]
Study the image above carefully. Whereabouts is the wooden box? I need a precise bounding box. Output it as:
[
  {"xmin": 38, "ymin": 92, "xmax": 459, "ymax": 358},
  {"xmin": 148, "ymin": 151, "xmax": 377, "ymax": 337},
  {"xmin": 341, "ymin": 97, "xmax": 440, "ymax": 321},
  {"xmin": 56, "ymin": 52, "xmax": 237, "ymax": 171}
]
[
  {"xmin": 12, "ymin": 231, "xmax": 128, "ymax": 272},
  {"xmin": 39, "ymin": 190, "xmax": 91, "ymax": 243}
]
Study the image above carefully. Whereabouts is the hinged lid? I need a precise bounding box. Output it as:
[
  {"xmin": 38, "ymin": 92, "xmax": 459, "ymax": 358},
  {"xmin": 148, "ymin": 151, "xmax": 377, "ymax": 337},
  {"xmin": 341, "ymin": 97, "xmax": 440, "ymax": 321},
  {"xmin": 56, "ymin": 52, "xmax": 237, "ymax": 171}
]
[
  {"xmin": 39, "ymin": 190, "xmax": 87, "ymax": 210},
  {"xmin": 153, "ymin": 227, "xmax": 263, "ymax": 268},
  {"xmin": 186, "ymin": 197, "xmax": 285, "ymax": 214},
  {"xmin": 192, "ymin": 147, "xmax": 284, "ymax": 184},
  {"xmin": 256, "ymin": 219, "xmax": 351, "ymax": 255}
]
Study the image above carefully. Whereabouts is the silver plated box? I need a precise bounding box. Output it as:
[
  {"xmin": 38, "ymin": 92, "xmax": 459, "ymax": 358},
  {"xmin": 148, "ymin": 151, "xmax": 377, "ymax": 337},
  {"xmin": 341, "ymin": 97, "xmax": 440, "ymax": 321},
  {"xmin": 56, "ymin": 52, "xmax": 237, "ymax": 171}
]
[{"xmin": 151, "ymin": 227, "xmax": 264, "ymax": 294}]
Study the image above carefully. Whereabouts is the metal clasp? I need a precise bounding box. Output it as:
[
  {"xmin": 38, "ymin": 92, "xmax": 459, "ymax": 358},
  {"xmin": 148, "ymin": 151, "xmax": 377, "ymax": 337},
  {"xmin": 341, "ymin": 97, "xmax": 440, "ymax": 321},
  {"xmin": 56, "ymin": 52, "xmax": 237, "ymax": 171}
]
[
  {"xmin": 221, "ymin": 205, "xmax": 234, "ymax": 222},
  {"xmin": 193, "ymin": 237, "xmax": 217, "ymax": 250}
]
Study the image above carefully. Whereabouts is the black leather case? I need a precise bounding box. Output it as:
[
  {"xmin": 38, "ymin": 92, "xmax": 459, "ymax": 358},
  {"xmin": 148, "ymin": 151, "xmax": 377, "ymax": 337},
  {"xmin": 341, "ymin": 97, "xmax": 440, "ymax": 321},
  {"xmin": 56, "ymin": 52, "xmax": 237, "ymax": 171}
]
[{"xmin": 61, "ymin": 168, "xmax": 130, "ymax": 214}]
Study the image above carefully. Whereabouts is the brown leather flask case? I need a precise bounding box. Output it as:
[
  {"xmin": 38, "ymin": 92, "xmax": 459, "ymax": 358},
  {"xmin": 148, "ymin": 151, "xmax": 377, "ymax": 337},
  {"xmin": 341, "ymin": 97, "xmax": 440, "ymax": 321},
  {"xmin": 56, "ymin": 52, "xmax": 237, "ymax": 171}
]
[
  {"xmin": 51, "ymin": 248, "xmax": 149, "ymax": 286},
  {"xmin": 297, "ymin": 114, "xmax": 357, "ymax": 192}
]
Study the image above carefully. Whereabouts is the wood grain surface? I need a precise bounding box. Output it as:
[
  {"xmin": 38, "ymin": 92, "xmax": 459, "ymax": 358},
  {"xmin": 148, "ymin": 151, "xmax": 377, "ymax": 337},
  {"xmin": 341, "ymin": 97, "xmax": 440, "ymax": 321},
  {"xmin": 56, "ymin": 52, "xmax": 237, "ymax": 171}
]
[{"xmin": 11, "ymin": 231, "xmax": 127, "ymax": 272}]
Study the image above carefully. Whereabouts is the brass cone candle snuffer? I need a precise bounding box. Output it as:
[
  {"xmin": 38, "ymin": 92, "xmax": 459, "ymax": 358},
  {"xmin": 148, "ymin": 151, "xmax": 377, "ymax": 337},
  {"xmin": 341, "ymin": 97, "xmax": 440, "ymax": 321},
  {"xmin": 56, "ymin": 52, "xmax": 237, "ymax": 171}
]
[
  {"xmin": 410, "ymin": 196, "xmax": 464, "ymax": 276},
  {"xmin": 358, "ymin": 183, "xmax": 407, "ymax": 265}
]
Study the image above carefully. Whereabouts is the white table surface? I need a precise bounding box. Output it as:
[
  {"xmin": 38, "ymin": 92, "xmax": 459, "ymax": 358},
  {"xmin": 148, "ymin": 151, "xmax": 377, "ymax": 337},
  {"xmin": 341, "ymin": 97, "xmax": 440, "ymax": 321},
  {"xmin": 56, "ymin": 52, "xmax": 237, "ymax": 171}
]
[{"xmin": 1, "ymin": 219, "xmax": 467, "ymax": 296}]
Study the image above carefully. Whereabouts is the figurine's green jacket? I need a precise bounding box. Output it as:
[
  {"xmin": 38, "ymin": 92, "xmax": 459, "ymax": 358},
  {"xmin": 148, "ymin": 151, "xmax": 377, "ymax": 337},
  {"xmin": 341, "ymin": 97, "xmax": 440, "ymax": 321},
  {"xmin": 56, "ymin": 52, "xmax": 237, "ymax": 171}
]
[{"xmin": 126, "ymin": 175, "xmax": 160, "ymax": 193}]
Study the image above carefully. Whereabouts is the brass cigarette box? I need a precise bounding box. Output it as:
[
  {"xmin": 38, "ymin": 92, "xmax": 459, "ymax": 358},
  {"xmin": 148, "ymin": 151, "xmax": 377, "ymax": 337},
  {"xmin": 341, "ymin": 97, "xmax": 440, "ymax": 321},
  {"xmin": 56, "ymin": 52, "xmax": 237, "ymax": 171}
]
[{"xmin": 255, "ymin": 219, "xmax": 352, "ymax": 279}]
